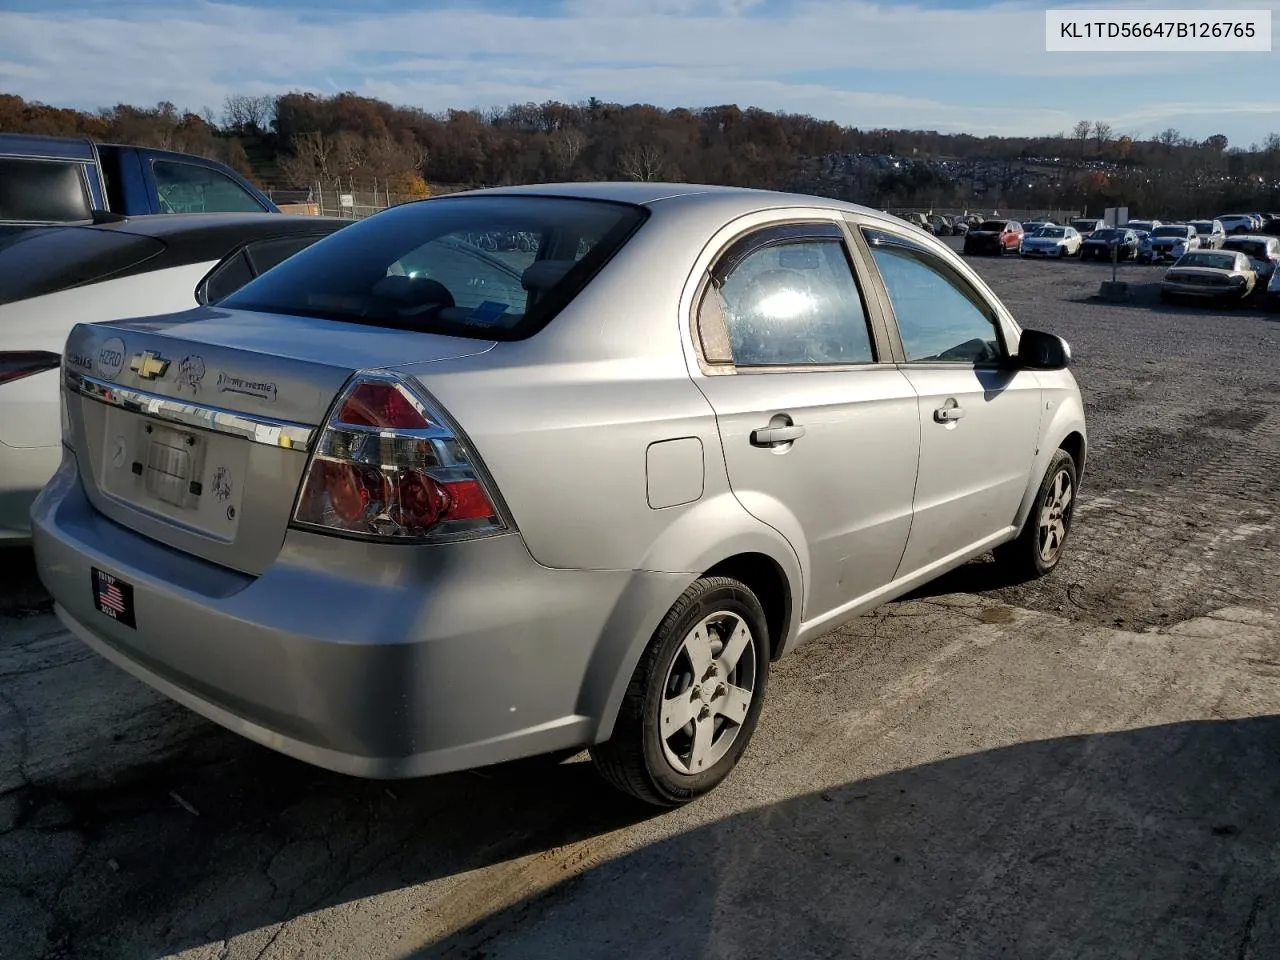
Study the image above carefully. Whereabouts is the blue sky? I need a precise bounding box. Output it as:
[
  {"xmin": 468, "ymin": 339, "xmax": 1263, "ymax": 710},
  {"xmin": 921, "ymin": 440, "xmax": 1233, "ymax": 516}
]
[{"xmin": 1, "ymin": 0, "xmax": 1277, "ymax": 146}]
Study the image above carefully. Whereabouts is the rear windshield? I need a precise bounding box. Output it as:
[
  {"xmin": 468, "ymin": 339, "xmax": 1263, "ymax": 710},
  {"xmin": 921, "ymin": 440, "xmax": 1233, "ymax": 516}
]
[
  {"xmin": 1178, "ymin": 252, "xmax": 1237, "ymax": 269},
  {"xmin": 0, "ymin": 157, "xmax": 94, "ymax": 223},
  {"xmin": 978, "ymin": 221, "xmax": 1006, "ymax": 231},
  {"xmin": 1090, "ymin": 229, "xmax": 1122, "ymax": 241},
  {"xmin": 1034, "ymin": 227, "xmax": 1065, "ymax": 238},
  {"xmin": 221, "ymin": 195, "xmax": 648, "ymax": 339},
  {"xmin": 1126, "ymin": 221, "xmax": 1153, "ymax": 231},
  {"xmin": 1222, "ymin": 240, "xmax": 1268, "ymax": 257},
  {"xmin": 0, "ymin": 227, "xmax": 164, "ymax": 304},
  {"xmin": 1070, "ymin": 220, "xmax": 1096, "ymax": 231},
  {"xmin": 1153, "ymin": 226, "xmax": 1188, "ymax": 237}
]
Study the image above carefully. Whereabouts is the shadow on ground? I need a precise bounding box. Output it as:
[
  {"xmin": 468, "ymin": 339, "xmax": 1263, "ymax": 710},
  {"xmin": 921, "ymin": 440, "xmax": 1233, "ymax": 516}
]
[
  {"xmin": 7, "ymin": 712, "xmax": 1279, "ymax": 959},
  {"xmin": 422, "ymin": 716, "xmax": 1280, "ymax": 960}
]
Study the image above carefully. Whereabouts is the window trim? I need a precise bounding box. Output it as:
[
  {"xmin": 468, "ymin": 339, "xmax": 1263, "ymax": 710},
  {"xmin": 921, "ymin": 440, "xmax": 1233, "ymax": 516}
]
[
  {"xmin": 692, "ymin": 219, "xmax": 887, "ymax": 375},
  {"xmin": 849, "ymin": 220, "xmax": 1016, "ymax": 367}
]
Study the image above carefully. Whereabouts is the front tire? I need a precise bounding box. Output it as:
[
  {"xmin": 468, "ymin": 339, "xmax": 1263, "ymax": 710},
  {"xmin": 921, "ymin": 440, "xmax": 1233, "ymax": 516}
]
[
  {"xmin": 590, "ymin": 577, "xmax": 771, "ymax": 806},
  {"xmin": 993, "ymin": 449, "xmax": 1078, "ymax": 582}
]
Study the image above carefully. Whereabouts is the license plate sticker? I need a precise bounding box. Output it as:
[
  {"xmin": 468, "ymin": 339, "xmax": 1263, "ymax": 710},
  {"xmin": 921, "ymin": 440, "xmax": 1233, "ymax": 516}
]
[{"xmin": 92, "ymin": 567, "xmax": 136, "ymax": 628}]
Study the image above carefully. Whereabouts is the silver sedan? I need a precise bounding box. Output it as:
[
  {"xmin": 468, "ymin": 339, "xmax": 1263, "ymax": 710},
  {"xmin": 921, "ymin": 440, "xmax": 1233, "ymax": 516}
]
[{"xmin": 33, "ymin": 183, "xmax": 1087, "ymax": 806}]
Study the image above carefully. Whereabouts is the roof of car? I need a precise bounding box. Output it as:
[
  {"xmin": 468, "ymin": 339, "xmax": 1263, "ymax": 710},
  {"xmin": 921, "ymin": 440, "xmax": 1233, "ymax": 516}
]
[{"xmin": 445, "ymin": 181, "xmax": 892, "ymax": 218}]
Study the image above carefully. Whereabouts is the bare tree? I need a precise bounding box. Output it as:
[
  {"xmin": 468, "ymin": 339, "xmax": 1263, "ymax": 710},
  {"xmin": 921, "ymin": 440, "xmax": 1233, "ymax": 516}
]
[
  {"xmin": 1155, "ymin": 127, "xmax": 1182, "ymax": 150},
  {"xmin": 279, "ymin": 131, "xmax": 334, "ymax": 185},
  {"xmin": 618, "ymin": 142, "xmax": 666, "ymax": 181},
  {"xmin": 1091, "ymin": 121, "xmax": 1113, "ymax": 152},
  {"xmin": 1071, "ymin": 120, "xmax": 1091, "ymax": 158},
  {"xmin": 550, "ymin": 129, "xmax": 587, "ymax": 177},
  {"xmin": 221, "ymin": 94, "xmax": 274, "ymax": 134}
]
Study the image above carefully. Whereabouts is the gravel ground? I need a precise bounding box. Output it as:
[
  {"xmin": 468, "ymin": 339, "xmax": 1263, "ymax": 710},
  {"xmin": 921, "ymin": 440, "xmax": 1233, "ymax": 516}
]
[
  {"xmin": 2, "ymin": 251, "xmax": 1278, "ymax": 960},
  {"xmin": 953, "ymin": 251, "xmax": 1280, "ymax": 630}
]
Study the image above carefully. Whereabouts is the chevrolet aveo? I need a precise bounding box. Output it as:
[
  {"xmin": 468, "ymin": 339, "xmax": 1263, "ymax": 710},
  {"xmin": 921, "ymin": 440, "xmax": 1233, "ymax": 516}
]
[{"xmin": 34, "ymin": 183, "xmax": 1086, "ymax": 806}]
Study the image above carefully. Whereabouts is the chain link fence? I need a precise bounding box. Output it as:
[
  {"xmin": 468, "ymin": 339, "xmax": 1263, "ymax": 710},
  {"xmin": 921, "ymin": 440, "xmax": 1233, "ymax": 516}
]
[{"xmin": 265, "ymin": 181, "xmax": 476, "ymax": 219}]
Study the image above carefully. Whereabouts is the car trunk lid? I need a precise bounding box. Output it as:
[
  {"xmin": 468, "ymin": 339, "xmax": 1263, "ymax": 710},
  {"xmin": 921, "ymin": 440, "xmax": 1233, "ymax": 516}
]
[{"xmin": 62, "ymin": 307, "xmax": 495, "ymax": 575}]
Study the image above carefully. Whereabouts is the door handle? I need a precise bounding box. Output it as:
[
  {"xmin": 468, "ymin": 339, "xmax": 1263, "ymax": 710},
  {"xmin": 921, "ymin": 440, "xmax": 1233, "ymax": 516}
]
[
  {"xmin": 933, "ymin": 404, "xmax": 966, "ymax": 423},
  {"xmin": 751, "ymin": 424, "xmax": 806, "ymax": 447}
]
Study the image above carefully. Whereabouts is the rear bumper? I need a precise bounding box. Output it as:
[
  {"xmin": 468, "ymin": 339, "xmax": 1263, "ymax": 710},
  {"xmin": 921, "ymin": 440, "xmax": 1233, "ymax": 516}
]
[
  {"xmin": 1161, "ymin": 283, "xmax": 1246, "ymax": 298},
  {"xmin": 32, "ymin": 451, "xmax": 687, "ymax": 778}
]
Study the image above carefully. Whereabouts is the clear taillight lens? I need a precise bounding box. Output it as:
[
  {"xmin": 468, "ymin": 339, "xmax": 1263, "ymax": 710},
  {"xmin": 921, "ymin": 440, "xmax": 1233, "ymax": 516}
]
[{"xmin": 291, "ymin": 374, "xmax": 508, "ymax": 542}]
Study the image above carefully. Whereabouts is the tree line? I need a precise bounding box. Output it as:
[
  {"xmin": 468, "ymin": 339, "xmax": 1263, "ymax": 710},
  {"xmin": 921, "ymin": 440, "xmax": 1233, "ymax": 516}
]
[{"xmin": 2, "ymin": 91, "xmax": 1278, "ymax": 216}]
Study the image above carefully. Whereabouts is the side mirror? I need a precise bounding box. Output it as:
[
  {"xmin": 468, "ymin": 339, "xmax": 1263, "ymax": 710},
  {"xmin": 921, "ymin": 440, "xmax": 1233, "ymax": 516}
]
[{"xmin": 1017, "ymin": 328, "xmax": 1071, "ymax": 370}]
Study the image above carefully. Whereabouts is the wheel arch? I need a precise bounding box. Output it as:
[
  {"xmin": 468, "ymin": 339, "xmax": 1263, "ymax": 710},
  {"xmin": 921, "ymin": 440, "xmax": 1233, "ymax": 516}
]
[
  {"xmin": 580, "ymin": 504, "xmax": 803, "ymax": 744},
  {"xmin": 1013, "ymin": 397, "xmax": 1088, "ymax": 532}
]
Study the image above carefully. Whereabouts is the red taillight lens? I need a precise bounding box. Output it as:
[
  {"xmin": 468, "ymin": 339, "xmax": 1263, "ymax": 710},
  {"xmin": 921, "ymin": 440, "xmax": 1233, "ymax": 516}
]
[
  {"xmin": 337, "ymin": 381, "xmax": 431, "ymax": 429},
  {"xmin": 292, "ymin": 374, "xmax": 506, "ymax": 542},
  {"xmin": 0, "ymin": 350, "xmax": 61, "ymax": 386}
]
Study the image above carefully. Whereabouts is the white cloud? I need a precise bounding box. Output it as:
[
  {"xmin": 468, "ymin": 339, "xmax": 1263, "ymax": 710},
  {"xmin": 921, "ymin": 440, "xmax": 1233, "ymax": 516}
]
[{"xmin": 0, "ymin": 0, "xmax": 1277, "ymax": 140}]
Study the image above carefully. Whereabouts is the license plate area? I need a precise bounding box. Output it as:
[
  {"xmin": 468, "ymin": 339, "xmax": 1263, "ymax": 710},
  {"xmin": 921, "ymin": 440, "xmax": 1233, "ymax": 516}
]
[
  {"xmin": 98, "ymin": 407, "xmax": 248, "ymax": 541},
  {"xmin": 144, "ymin": 425, "xmax": 202, "ymax": 508}
]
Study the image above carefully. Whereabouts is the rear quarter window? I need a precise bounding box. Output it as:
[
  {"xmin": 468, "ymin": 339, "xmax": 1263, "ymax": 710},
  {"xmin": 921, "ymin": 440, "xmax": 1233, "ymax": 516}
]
[{"xmin": 0, "ymin": 158, "xmax": 93, "ymax": 223}]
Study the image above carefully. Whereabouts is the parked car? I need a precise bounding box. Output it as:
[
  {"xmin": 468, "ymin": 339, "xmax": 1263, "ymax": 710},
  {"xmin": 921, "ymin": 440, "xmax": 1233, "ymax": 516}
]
[
  {"xmin": 1266, "ymin": 261, "xmax": 1280, "ymax": 309},
  {"xmin": 1189, "ymin": 219, "xmax": 1226, "ymax": 250},
  {"xmin": 1220, "ymin": 235, "xmax": 1280, "ymax": 282},
  {"xmin": 1069, "ymin": 218, "xmax": 1105, "ymax": 240},
  {"xmin": 1122, "ymin": 219, "xmax": 1161, "ymax": 234},
  {"xmin": 0, "ymin": 133, "xmax": 279, "ymax": 234},
  {"xmin": 963, "ymin": 219, "xmax": 1024, "ymax": 255},
  {"xmin": 1079, "ymin": 228, "xmax": 1140, "ymax": 262},
  {"xmin": 1021, "ymin": 220, "xmax": 1055, "ymax": 235},
  {"xmin": 950, "ymin": 217, "xmax": 971, "ymax": 236},
  {"xmin": 1260, "ymin": 214, "xmax": 1280, "ymax": 237},
  {"xmin": 1020, "ymin": 225, "xmax": 1082, "ymax": 258},
  {"xmin": 0, "ymin": 213, "xmax": 347, "ymax": 542},
  {"xmin": 1161, "ymin": 249, "xmax": 1257, "ymax": 302},
  {"xmin": 32, "ymin": 183, "xmax": 1086, "ymax": 806},
  {"xmin": 1140, "ymin": 224, "xmax": 1200, "ymax": 264},
  {"xmin": 898, "ymin": 212, "xmax": 933, "ymax": 233},
  {"xmin": 926, "ymin": 214, "xmax": 952, "ymax": 236},
  {"xmin": 1216, "ymin": 214, "xmax": 1258, "ymax": 235}
]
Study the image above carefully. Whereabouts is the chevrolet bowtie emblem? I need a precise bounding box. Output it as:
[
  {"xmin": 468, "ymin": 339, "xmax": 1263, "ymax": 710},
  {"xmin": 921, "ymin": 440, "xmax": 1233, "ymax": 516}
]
[{"xmin": 129, "ymin": 350, "xmax": 170, "ymax": 380}]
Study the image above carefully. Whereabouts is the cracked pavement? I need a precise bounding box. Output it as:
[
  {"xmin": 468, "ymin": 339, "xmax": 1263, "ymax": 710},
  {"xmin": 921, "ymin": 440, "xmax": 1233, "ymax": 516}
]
[{"xmin": 2, "ymin": 253, "xmax": 1279, "ymax": 960}]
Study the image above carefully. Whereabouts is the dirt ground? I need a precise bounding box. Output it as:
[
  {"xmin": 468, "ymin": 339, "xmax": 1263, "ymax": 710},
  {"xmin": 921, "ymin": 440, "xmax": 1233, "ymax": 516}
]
[{"xmin": 2, "ymin": 250, "xmax": 1278, "ymax": 960}]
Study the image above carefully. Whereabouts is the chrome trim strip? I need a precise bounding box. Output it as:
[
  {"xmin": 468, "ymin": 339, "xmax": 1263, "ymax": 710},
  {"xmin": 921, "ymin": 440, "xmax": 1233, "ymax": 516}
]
[{"xmin": 66, "ymin": 371, "xmax": 315, "ymax": 450}]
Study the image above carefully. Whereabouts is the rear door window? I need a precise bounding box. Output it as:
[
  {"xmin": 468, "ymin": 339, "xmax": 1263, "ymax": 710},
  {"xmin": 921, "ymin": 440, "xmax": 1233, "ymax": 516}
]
[
  {"xmin": 702, "ymin": 235, "xmax": 876, "ymax": 366},
  {"xmin": 0, "ymin": 158, "xmax": 93, "ymax": 223}
]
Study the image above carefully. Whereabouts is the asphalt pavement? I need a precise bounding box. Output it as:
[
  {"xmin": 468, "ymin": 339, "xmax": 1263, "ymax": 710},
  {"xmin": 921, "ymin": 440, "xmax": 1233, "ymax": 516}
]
[{"xmin": 2, "ymin": 249, "xmax": 1279, "ymax": 960}]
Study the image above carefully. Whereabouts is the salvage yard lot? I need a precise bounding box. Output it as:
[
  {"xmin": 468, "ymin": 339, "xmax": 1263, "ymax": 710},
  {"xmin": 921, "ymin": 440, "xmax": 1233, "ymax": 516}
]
[{"xmin": 3, "ymin": 252, "xmax": 1279, "ymax": 960}]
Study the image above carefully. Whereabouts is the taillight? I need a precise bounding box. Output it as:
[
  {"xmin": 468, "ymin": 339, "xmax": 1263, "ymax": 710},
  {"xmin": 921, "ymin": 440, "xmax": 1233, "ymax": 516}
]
[
  {"xmin": 291, "ymin": 373, "xmax": 509, "ymax": 542},
  {"xmin": 0, "ymin": 350, "xmax": 60, "ymax": 386}
]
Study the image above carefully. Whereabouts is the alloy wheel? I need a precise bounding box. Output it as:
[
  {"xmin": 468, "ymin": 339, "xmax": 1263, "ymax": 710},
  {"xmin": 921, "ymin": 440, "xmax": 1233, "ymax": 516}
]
[
  {"xmin": 659, "ymin": 612, "xmax": 758, "ymax": 775},
  {"xmin": 1037, "ymin": 469, "xmax": 1074, "ymax": 564}
]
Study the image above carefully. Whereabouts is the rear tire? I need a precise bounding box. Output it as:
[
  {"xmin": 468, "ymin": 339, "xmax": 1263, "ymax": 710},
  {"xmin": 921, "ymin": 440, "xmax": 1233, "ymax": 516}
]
[
  {"xmin": 590, "ymin": 577, "xmax": 771, "ymax": 807},
  {"xmin": 993, "ymin": 449, "xmax": 1077, "ymax": 582}
]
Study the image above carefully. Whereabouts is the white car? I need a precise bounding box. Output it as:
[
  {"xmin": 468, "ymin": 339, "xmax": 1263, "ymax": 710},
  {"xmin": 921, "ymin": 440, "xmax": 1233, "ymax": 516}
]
[
  {"xmin": 1020, "ymin": 225, "xmax": 1082, "ymax": 258},
  {"xmin": 1220, "ymin": 235, "xmax": 1280, "ymax": 282},
  {"xmin": 0, "ymin": 213, "xmax": 345, "ymax": 541},
  {"xmin": 1216, "ymin": 214, "xmax": 1258, "ymax": 235},
  {"xmin": 1189, "ymin": 219, "xmax": 1226, "ymax": 250}
]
